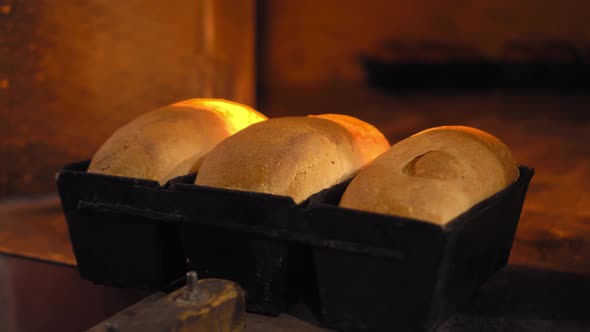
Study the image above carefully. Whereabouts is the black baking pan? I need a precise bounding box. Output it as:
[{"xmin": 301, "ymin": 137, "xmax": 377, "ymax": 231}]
[
  {"xmin": 168, "ymin": 178, "xmax": 309, "ymax": 316},
  {"xmin": 296, "ymin": 165, "xmax": 534, "ymax": 332},
  {"xmin": 56, "ymin": 160, "xmax": 186, "ymax": 290}
]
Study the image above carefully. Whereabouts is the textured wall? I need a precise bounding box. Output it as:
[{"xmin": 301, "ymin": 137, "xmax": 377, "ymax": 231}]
[
  {"xmin": 2, "ymin": 0, "xmax": 590, "ymax": 198},
  {"xmin": 261, "ymin": 0, "xmax": 590, "ymax": 88},
  {"xmin": 0, "ymin": 0, "xmax": 254, "ymax": 199}
]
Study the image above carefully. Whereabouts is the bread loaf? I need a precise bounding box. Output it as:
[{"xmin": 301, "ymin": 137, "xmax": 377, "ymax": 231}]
[
  {"xmin": 195, "ymin": 115, "xmax": 390, "ymax": 203},
  {"xmin": 88, "ymin": 99, "xmax": 267, "ymax": 184},
  {"xmin": 339, "ymin": 126, "xmax": 519, "ymax": 224}
]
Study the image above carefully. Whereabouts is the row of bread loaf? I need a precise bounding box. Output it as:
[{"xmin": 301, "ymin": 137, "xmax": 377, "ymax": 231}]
[{"xmin": 89, "ymin": 99, "xmax": 518, "ymax": 225}]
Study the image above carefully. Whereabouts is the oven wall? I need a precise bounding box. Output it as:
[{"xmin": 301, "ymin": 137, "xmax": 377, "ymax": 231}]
[
  {"xmin": 0, "ymin": 0, "xmax": 255, "ymax": 199},
  {"xmin": 260, "ymin": 0, "xmax": 590, "ymax": 91},
  {"xmin": 2, "ymin": 0, "xmax": 589, "ymax": 199}
]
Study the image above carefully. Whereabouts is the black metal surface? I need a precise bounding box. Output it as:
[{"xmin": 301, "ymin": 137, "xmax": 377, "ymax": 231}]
[
  {"xmin": 180, "ymin": 226, "xmax": 289, "ymax": 316},
  {"xmin": 172, "ymin": 180, "xmax": 297, "ymax": 230},
  {"xmin": 300, "ymin": 166, "xmax": 534, "ymax": 332},
  {"xmin": 55, "ymin": 161, "xmax": 186, "ymax": 290},
  {"xmin": 361, "ymin": 42, "xmax": 590, "ymax": 93},
  {"xmin": 55, "ymin": 160, "xmax": 534, "ymax": 329},
  {"xmin": 56, "ymin": 161, "xmax": 304, "ymax": 316},
  {"xmin": 170, "ymin": 180, "xmax": 303, "ymax": 316},
  {"xmin": 169, "ymin": 174, "xmax": 369, "ymax": 316}
]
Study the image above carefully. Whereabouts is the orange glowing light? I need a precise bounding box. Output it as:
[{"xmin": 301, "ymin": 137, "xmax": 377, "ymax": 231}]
[
  {"xmin": 88, "ymin": 98, "xmax": 267, "ymax": 184},
  {"xmin": 173, "ymin": 98, "xmax": 267, "ymax": 134},
  {"xmin": 311, "ymin": 113, "xmax": 390, "ymax": 165}
]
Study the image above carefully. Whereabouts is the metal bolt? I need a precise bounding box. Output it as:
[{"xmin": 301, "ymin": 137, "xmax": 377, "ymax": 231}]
[
  {"xmin": 176, "ymin": 270, "xmax": 200, "ymax": 304},
  {"xmin": 186, "ymin": 270, "xmax": 198, "ymax": 296}
]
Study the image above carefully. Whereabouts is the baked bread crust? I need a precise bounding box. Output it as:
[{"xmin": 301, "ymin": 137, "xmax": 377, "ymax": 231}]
[
  {"xmin": 339, "ymin": 126, "xmax": 519, "ymax": 224},
  {"xmin": 311, "ymin": 114, "xmax": 391, "ymax": 165},
  {"xmin": 195, "ymin": 115, "xmax": 390, "ymax": 203},
  {"xmin": 88, "ymin": 99, "xmax": 266, "ymax": 184}
]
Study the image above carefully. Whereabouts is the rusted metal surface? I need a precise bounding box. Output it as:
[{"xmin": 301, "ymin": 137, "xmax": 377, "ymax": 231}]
[{"xmin": 88, "ymin": 278, "xmax": 245, "ymax": 332}]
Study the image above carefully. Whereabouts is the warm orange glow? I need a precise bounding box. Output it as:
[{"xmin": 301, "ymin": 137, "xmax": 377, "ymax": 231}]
[
  {"xmin": 87, "ymin": 98, "xmax": 267, "ymax": 184},
  {"xmin": 0, "ymin": 4, "xmax": 11, "ymax": 15},
  {"xmin": 311, "ymin": 113, "xmax": 390, "ymax": 165},
  {"xmin": 173, "ymin": 98, "xmax": 267, "ymax": 134}
]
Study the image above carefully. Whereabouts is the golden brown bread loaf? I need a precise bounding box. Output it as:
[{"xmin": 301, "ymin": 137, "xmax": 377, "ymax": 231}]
[
  {"xmin": 88, "ymin": 99, "xmax": 267, "ymax": 184},
  {"xmin": 339, "ymin": 126, "xmax": 519, "ymax": 224},
  {"xmin": 310, "ymin": 114, "xmax": 391, "ymax": 165},
  {"xmin": 195, "ymin": 115, "xmax": 390, "ymax": 203}
]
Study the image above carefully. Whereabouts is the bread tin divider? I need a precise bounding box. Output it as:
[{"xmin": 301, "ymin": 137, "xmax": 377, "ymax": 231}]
[
  {"xmin": 169, "ymin": 179, "xmax": 311, "ymax": 316},
  {"xmin": 292, "ymin": 165, "xmax": 534, "ymax": 332},
  {"xmin": 56, "ymin": 160, "xmax": 186, "ymax": 290}
]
